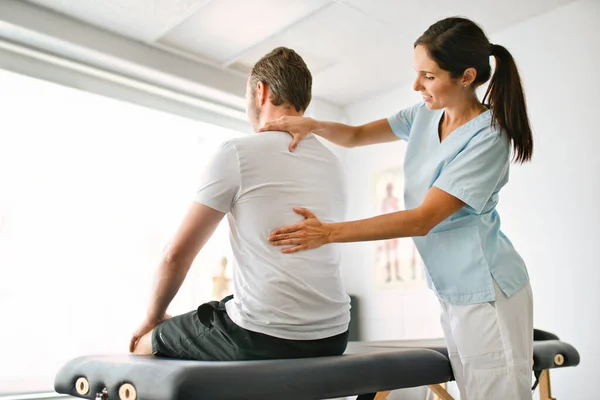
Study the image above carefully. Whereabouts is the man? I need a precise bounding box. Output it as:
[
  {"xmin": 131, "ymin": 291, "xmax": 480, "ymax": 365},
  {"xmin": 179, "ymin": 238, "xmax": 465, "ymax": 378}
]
[{"xmin": 129, "ymin": 47, "xmax": 350, "ymax": 361}]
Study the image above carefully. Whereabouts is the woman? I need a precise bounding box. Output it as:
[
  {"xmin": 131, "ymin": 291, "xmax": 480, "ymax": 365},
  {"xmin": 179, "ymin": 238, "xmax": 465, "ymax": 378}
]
[{"xmin": 262, "ymin": 17, "xmax": 534, "ymax": 400}]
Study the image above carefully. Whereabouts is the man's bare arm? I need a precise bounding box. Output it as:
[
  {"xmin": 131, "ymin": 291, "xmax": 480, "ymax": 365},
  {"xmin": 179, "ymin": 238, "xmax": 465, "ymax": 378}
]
[{"xmin": 145, "ymin": 203, "xmax": 225, "ymax": 321}]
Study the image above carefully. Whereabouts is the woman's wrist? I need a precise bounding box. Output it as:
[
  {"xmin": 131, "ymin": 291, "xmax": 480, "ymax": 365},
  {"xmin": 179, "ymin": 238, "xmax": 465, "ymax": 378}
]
[
  {"xmin": 309, "ymin": 118, "xmax": 321, "ymax": 135},
  {"xmin": 326, "ymin": 222, "xmax": 343, "ymax": 244}
]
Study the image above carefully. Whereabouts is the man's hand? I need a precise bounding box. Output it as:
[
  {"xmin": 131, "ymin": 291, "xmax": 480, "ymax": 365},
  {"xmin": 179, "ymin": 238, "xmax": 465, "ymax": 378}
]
[{"xmin": 129, "ymin": 313, "xmax": 172, "ymax": 353}]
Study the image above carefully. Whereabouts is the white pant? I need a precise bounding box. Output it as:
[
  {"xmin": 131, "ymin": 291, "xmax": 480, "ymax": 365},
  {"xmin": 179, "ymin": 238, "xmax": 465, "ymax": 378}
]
[{"xmin": 440, "ymin": 281, "xmax": 534, "ymax": 400}]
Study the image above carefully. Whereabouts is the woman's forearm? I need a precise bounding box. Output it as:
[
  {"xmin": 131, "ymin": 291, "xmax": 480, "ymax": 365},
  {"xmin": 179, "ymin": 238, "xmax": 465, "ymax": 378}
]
[
  {"xmin": 312, "ymin": 120, "xmax": 360, "ymax": 148},
  {"xmin": 312, "ymin": 118, "xmax": 396, "ymax": 148},
  {"xmin": 328, "ymin": 209, "xmax": 430, "ymax": 243},
  {"xmin": 326, "ymin": 187, "xmax": 465, "ymax": 245}
]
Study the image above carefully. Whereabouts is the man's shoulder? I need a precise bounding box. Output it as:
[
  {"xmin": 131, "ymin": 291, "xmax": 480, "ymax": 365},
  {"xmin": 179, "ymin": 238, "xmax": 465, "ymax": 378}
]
[
  {"xmin": 229, "ymin": 131, "xmax": 291, "ymax": 146},
  {"xmin": 225, "ymin": 132, "xmax": 342, "ymax": 169},
  {"xmin": 228, "ymin": 131, "xmax": 331, "ymax": 153}
]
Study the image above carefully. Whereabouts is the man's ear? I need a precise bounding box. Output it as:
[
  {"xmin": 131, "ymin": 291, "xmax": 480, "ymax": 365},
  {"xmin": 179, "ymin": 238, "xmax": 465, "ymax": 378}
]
[{"xmin": 256, "ymin": 81, "xmax": 268, "ymax": 106}]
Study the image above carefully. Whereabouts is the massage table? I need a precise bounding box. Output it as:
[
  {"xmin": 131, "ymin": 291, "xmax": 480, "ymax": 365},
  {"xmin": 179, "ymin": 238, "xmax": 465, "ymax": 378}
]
[{"xmin": 54, "ymin": 329, "xmax": 579, "ymax": 400}]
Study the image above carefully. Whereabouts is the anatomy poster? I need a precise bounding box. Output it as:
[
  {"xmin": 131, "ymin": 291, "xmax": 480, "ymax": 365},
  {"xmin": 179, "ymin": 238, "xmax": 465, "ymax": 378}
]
[{"xmin": 372, "ymin": 166, "xmax": 426, "ymax": 289}]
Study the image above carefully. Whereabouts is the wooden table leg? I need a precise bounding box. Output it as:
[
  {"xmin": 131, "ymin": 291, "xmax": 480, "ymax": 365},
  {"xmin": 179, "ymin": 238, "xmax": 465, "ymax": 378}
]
[
  {"xmin": 539, "ymin": 370, "xmax": 557, "ymax": 400},
  {"xmin": 374, "ymin": 391, "xmax": 392, "ymax": 400},
  {"xmin": 429, "ymin": 383, "xmax": 454, "ymax": 400}
]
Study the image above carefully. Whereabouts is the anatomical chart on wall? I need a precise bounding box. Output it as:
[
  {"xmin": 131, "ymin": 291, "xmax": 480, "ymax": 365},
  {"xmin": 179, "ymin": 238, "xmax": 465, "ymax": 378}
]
[{"xmin": 372, "ymin": 166, "xmax": 426, "ymax": 289}]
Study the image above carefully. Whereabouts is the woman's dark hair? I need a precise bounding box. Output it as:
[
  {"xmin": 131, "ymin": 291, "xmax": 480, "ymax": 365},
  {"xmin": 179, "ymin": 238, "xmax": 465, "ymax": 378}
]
[{"xmin": 415, "ymin": 17, "xmax": 533, "ymax": 163}]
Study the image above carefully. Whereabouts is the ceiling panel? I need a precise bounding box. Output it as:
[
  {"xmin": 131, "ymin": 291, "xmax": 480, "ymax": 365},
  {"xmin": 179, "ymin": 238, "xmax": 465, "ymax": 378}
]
[
  {"xmin": 343, "ymin": 0, "xmax": 579, "ymax": 38},
  {"xmin": 22, "ymin": 0, "xmax": 580, "ymax": 107},
  {"xmin": 231, "ymin": 2, "xmax": 395, "ymax": 75},
  {"xmin": 26, "ymin": 0, "xmax": 212, "ymax": 42},
  {"xmin": 157, "ymin": 0, "xmax": 332, "ymax": 64},
  {"xmin": 313, "ymin": 34, "xmax": 415, "ymax": 105}
]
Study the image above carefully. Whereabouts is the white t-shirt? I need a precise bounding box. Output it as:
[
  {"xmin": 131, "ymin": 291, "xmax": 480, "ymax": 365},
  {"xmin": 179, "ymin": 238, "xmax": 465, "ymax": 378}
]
[{"xmin": 195, "ymin": 131, "xmax": 350, "ymax": 340}]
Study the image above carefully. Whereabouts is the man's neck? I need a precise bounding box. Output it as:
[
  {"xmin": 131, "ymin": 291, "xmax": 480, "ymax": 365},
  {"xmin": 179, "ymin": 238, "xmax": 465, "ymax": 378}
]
[{"xmin": 258, "ymin": 105, "xmax": 302, "ymax": 131}]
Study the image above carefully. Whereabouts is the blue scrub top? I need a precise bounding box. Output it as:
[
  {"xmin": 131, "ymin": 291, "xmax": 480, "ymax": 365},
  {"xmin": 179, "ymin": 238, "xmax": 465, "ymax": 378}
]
[{"xmin": 388, "ymin": 102, "xmax": 529, "ymax": 305}]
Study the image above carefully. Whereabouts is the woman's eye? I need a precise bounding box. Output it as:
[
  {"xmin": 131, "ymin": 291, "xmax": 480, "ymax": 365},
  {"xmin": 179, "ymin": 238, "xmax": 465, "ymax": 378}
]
[{"xmin": 425, "ymin": 76, "xmax": 434, "ymax": 80}]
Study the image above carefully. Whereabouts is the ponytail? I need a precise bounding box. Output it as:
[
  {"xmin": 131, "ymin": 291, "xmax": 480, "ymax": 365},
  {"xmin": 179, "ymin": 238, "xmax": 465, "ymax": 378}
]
[{"xmin": 483, "ymin": 44, "xmax": 533, "ymax": 163}]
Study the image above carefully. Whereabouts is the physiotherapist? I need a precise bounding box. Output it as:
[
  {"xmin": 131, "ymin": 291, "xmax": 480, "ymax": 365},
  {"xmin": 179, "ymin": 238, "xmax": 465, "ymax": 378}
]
[{"xmin": 262, "ymin": 16, "xmax": 535, "ymax": 400}]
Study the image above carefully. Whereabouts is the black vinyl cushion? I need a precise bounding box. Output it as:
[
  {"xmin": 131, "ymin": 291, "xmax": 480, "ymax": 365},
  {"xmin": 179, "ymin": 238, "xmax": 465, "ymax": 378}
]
[
  {"xmin": 534, "ymin": 328, "xmax": 560, "ymax": 341},
  {"xmin": 55, "ymin": 347, "xmax": 452, "ymax": 400},
  {"xmin": 532, "ymin": 340, "xmax": 580, "ymax": 370},
  {"xmin": 55, "ymin": 330, "xmax": 579, "ymax": 400},
  {"xmin": 350, "ymin": 335, "xmax": 580, "ymax": 378}
]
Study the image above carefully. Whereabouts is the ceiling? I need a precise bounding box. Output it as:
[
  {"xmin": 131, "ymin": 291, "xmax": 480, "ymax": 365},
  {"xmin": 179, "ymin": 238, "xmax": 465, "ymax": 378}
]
[{"xmin": 25, "ymin": 0, "xmax": 576, "ymax": 106}]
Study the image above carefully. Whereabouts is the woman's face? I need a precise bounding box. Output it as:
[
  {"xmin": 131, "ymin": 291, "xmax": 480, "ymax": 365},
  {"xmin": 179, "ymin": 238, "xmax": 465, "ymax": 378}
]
[{"xmin": 412, "ymin": 44, "xmax": 464, "ymax": 110}]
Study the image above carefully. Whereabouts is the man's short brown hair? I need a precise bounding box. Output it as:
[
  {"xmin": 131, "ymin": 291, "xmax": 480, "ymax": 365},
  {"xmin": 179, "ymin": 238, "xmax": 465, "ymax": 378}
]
[{"xmin": 250, "ymin": 47, "xmax": 312, "ymax": 112}]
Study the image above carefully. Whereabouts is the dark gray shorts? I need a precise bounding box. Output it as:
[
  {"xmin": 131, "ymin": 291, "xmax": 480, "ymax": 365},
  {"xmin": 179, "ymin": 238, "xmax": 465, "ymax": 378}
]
[{"xmin": 152, "ymin": 295, "xmax": 349, "ymax": 361}]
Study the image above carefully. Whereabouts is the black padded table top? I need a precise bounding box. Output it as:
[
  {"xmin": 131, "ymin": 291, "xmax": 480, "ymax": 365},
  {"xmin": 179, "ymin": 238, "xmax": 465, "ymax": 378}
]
[
  {"xmin": 55, "ymin": 346, "xmax": 452, "ymax": 400},
  {"xmin": 348, "ymin": 337, "xmax": 581, "ymax": 371},
  {"xmin": 55, "ymin": 330, "xmax": 580, "ymax": 400},
  {"xmin": 346, "ymin": 339, "xmax": 448, "ymax": 357}
]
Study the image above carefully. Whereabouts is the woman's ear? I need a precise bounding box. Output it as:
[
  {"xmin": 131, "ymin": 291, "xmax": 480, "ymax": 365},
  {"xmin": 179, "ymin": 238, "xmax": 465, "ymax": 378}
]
[{"xmin": 462, "ymin": 67, "xmax": 477, "ymax": 86}]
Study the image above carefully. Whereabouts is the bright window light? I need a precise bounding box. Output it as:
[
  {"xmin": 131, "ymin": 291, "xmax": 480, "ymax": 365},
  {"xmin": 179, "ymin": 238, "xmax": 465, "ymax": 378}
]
[{"xmin": 0, "ymin": 68, "xmax": 245, "ymax": 394}]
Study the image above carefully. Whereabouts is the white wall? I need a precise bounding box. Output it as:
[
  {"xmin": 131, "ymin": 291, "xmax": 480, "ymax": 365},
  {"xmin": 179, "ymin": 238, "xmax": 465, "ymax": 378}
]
[
  {"xmin": 490, "ymin": 0, "xmax": 600, "ymax": 397},
  {"xmin": 342, "ymin": 85, "xmax": 446, "ymax": 341},
  {"xmin": 340, "ymin": 0, "xmax": 599, "ymax": 398},
  {"xmin": 306, "ymin": 97, "xmax": 350, "ymax": 160}
]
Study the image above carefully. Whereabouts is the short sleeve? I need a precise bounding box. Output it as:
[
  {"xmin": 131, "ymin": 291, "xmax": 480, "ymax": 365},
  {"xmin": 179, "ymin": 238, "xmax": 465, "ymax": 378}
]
[
  {"xmin": 433, "ymin": 132, "xmax": 509, "ymax": 214},
  {"xmin": 194, "ymin": 141, "xmax": 241, "ymax": 213},
  {"xmin": 386, "ymin": 102, "xmax": 424, "ymax": 141}
]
